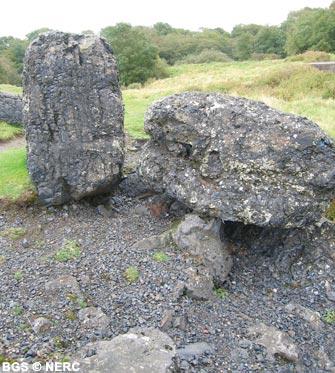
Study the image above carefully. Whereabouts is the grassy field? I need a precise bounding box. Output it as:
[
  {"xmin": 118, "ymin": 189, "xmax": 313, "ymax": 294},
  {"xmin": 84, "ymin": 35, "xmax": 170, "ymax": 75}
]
[
  {"xmin": 0, "ymin": 84, "xmax": 22, "ymax": 95},
  {"xmin": 0, "ymin": 121, "xmax": 23, "ymax": 141},
  {"xmin": 0, "ymin": 147, "xmax": 32, "ymax": 201},
  {"xmin": 1, "ymin": 59, "xmax": 335, "ymax": 201},
  {"xmin": 124, "ymin": 59, "xmax": 335, "ymax": 139}
]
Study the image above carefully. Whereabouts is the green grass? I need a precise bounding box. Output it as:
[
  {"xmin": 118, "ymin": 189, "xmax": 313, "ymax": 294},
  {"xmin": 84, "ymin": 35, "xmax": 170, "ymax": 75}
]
[
  {"xmin": 12, "ymin": 305, "xmax": 23, "ymax": 316},
  {"xmin": 14, "ymin": 271, "xmax": 23, "ymax": 281},
  {"xmin": 0, "ymin": 121, "xmax": 23, "ymax": 141},
  {"xmin": 54, "ymin": 240, "xmax": 81, "ymax": 262},
  {"xmin": 0, "ymin": 147, "xmax": 32, "ymax": 201},
  {"xmin": 0, "ymin": 227, "xmax": 27, "ymax": 240},
  {"xmin": 326, "ymin": 200, "xmax": 335, "ymax": 222},
  {"xmin": 0, "ymin": 84, "xmax": 22, "ymax": 95},
  {"xmin": 1, "ymin": 60, "xmax": 335, "ymax": 202},
  {"xmin": 124, "ymin": 60, "xmax": 335, "ymax": 139},
  {"xmin": 124, "ymin": 266, "xmax": 140, "ymax": 283},
  {"xmin": 323, "ymin": 309, "xmax": 335, "ymax": 324},
  {"xmin": 152, "ymin": 251, "xmax": 170, "ymax": 263},
  {"xmin": 214, "ymin": 287, "xmax": 228, "ymax": 300}
]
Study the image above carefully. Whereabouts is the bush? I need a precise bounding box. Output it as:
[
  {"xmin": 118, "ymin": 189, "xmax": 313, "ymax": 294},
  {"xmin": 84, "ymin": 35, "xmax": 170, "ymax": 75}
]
[
  {"xmin": 251, "ymin": 53, "xmax": 281, "ymax": 61},
  {"xmin": 0, "ymin": 55, "xmax": 21, "ymax": 85},
  {"xmin": 127, "ymin": 83, "xmax": 142, "ymax": 90},
  {"xmin": 287, "ymin": 51, "xmax": 331, "ymax": 62},
  {"xmin": 177, "ymin": 49, "xmax": 232, "ymax": 64},
  {"xmin": 101, "ymin": 23, "xmax": 168, "ymax": 86}
]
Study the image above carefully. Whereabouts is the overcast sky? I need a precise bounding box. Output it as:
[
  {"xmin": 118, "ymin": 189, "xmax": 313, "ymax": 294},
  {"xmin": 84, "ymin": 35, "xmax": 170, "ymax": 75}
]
[{"xmin": 1, "ymin": 0, "xmax": 332, "ymax": 38}]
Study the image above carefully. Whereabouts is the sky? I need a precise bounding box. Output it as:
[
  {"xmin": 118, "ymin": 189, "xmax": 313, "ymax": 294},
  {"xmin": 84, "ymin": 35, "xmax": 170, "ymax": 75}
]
[{"xmin": 1, "ymin": 0, "xmax": 332, "ymax": 38}]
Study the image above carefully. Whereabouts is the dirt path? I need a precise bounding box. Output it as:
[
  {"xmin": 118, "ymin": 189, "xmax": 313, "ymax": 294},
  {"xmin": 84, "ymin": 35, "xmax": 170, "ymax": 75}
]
[{"xmin": 0, "ymin": 136, "xmax": 25, "ymax": 152}]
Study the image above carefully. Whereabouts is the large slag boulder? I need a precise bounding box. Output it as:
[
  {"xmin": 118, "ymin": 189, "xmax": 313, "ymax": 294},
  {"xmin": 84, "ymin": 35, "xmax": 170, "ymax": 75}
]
[
  {"xmin": 23, "ymin": 32, "xmax": 124, "ymax": 205},
  {"xmin": 139, "ymin": 93, "xmax": 335, "ymax": 228}
]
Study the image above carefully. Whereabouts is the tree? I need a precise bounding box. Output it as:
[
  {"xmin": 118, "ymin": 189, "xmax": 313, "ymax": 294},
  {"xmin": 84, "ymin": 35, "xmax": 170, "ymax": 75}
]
[
  {"xmin": 283, "ymin": 7, "xmax": 335, "ymax": 55},
  {"xmin": 0, "ymin": 55, "xmax": 21, "ymax": 85},
  {"xmin": 101, "ymin": 23, "xmax": 166, "ymax": 86},
  {"xmin": 153, "ymin": 22, "xmax": 173, "ymax": 36},
  {"xmin": 254, "ymin": 26, "xmax": 286, "ymax": 57},
  {"xmin": 0, "ymin": 36, "xmax": 27, "ymax": 78},
  {"xmin": 231, "ymin": 24, "xmax": 263, "ymax": 60}
]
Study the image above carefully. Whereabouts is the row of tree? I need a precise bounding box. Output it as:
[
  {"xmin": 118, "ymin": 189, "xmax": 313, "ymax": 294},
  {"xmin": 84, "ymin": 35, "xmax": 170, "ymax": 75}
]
[{"xmin": 0, "ymin": 3, "xmax": 334, "ymax": 86}]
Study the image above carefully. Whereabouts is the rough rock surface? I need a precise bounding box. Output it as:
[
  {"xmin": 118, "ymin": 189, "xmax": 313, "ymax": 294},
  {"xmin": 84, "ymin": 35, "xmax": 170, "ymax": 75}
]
[
  {"xmin": 0, "ymin": 92, "xmax": 23, "ymax": 124},
  {"xmin": 76, "ymin": 328, "xmax": 176, "ymax": 372},
  {"xmin": 78, "ymin": 307, "xmax": 110, "ymax": 334},
  {"xmin": 139, "ymin": 92, "xmax": 335, "ymax": 228},
  {"xmin": 23, "ymin": 31, "xmax": 124, "ymax": 205},
  {"xmin": 133, "ymin": 214, "xmax": 233, "ymax": 300},
  {"xmin": 173, "ymin": 214, "xmax": 233, "ymax": 284},
  {"xmin": 248, "ymin": 323, "xmax": 299, "ymax": 362}
]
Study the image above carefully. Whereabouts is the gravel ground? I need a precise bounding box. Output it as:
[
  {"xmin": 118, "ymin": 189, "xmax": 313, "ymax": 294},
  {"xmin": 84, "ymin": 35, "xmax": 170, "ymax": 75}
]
[{"xmin": 0, "ymin": 145, "xmax": 334, "ymax": 372}]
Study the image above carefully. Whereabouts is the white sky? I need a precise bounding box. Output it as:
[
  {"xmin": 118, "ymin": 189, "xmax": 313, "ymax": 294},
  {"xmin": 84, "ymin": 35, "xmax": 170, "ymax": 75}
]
[{"xmin": 1, "ymin": 0, "xmax": 332, "ymax": 38}]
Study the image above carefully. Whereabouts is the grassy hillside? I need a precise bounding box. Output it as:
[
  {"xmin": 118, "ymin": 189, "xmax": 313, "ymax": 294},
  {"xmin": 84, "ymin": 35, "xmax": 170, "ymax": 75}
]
[
  {"xmin": 1, "ymin": 60, "xmax": 335, "ymax": 138},
  {"xmin": 0, "ymin": 121, "xmax": 23, "ymax": 141},
  {"xmin": 0, "ymin": 148, "xmax": 32, "ymax": 201},
  {"xmin": 124, "ymin": 59, "xmax": 335, "ymax": 139},
  {"xmin": 1, "ymin": 59, "xmax": 335, "ymax": 202},
  {"xmin": 0, "ymin": 84, "xmax": 22, "ymax": 95}
]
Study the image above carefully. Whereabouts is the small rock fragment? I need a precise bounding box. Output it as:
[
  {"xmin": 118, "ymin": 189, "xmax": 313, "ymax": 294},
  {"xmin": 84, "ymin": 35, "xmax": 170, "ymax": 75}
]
[
  {"xmin": 249, "ymin": 323, "xmax": 299, "ymax": 362},
  {"xmin": 31, "ymin": 317, "xmax": 52, "ymax": 334},
  {"xmin": 45, "ymin": 275, "xmax": 81, "ymax": 297},
  {"xmin": 184, "ymin": 267, "xmax": 214, "ymax": 301},
  {"xmin": 174, "ymin": 214, "xmax": 233, "ymax": 284},
  {"xmin": 160, "ymin": 310, "xmax": 174, "ymax": 331},
  {"xmin": 78, "ymin": 307, "xmax": 110, "ymax": 333},
  {"xmin": 177, "ymin": 342, "xmax": 213, "ymax": 360},
  {"xmin": 76, "ymin": 328, "xmax": 176, "ymax": 372},
  {"xmin": 285, "ymin": 302, "xmax": 322, "ymax": 330},
  {"xmin": 325, "ymin": 281, "xmax": 335, "ymax": 302}
]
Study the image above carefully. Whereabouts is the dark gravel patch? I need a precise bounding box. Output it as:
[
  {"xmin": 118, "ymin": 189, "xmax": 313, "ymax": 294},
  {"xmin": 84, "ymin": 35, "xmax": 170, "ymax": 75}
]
[{"xmin": 0, "ymin": 193, "xmax": 334, "ymax": 372}]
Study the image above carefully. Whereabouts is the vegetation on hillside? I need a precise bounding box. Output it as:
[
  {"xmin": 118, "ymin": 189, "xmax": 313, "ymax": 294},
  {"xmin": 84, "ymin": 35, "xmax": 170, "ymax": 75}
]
[
  {"xmin": 0, "ymin": 121, "xmax": 23, "ymax": 141},
  {"xmin": 0, "ymin": 148, "xmax": 32, "ymax": 201},
  {"xmin": 0, "ymin": 59, "xmax": 334, "ymax": 205},
  {"xmin": 101, "ymin": 23, "xmax": 168, "ymax": 86},
  {"xmin": 0, "ymin": 84, "xmax": 22, "ymax": 94},
  {"xmin": 0, "ymin": 2, "xmax": 334, "ymax": 86},
  {"xmin": 124, "ymin": 60, "xmax": 335, "ymax": 139}
]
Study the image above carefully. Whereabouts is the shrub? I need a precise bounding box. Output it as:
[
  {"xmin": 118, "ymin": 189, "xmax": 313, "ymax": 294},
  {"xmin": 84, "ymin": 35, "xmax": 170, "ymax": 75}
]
[
  {"xmin": 177, "ymin": 49, "xmax": 232, "ymax": 64},
  {"xmin": 251, "ymin": 53, "xmax": 280, "ymax": 61},
  {"xmin": 287, "ymin": 51, "xmax": 331, "ymax": 62},
  {"xmin": 101, "ymin": 23, "xmax": 168, "ymax": 86},
  {"xmin": 127, "ymin": 83, "xmax": 142, "ymax": 90},
  {"xmin": 0, "ymin": 55, "xmax": 21, "ymax": 85}
]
